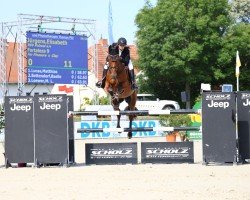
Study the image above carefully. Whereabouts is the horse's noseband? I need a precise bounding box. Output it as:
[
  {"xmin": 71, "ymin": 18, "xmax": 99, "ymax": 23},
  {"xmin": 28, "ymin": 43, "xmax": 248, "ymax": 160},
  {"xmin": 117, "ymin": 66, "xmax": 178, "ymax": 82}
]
[{"xmin": 108, "ymin": 54, "xmax": 120, "ymax": 61}]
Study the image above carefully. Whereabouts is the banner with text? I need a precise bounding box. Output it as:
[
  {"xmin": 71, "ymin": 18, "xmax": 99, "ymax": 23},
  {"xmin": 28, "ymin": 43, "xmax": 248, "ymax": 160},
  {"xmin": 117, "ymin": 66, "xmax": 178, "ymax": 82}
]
[
  {"xmin": 141, "ymin": 142, "xmax": 194, "ymax": 164},
  {"xmin": 74, "ymin": 120, "xmax": 163, "ymax": 139},
  {"xmin": 85, "ymin": 143, "xmax": 137, "ymax": 165}
]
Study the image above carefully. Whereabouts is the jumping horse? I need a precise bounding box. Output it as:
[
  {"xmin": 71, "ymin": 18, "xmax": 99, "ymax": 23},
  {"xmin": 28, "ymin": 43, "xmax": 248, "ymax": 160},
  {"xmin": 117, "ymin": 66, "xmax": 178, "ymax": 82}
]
[{"xmin": 104, "ymin": 54, "xmax": 137, "ymax": 139}]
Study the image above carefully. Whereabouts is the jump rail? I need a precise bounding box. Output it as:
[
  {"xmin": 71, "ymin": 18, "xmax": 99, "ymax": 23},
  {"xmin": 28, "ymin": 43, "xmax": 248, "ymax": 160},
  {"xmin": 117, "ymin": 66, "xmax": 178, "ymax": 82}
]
[
  {"xmin": 77, "ymin": 126, "xmax": 201, "ymax": 133},
  {"xmin": 70, "ymin": 109, "xmax": 201, "ymax": 116}
]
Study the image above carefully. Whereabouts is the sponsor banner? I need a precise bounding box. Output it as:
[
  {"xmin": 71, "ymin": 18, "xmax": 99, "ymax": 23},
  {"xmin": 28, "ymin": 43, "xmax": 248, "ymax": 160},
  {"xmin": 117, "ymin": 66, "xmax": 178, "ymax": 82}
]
[
  {"xmin": 239, "ymin": 92, "xmax": 250, "ymax": 107},
  {"xmin": 85, "ymin": 143, "xmax": 137, "ymax": 165},
  {"xmin": 4, "ymin": 96, "xmax": 35, "ymax": 163},
  {"xmin": 188, "ymin": 101, "xmax": 202, "ymax": 141},
  {"xmin": 141, "ymin": 142, "xmax": 194, "ymax": 164},
  {"xmin": 204, "ymin": 93, "xmax": 231, "ymax": 109},
  {"xmin": 238, "ymin": 92, "xmax": 250, "ymax": 160},
  {"xmin": 187, "ymin": 131, "xmax": 202, "ymax": 140},
  {"xmin": 34, "ymin": 94, "xmax": 69, "ymax": 164},
  {"xmin": 74, "ymin": 120, "xmax": 163, "ymax": 139},
  {"xmin": 187, "ymin": 122, "xmax": 202, "ymax": 141},
  {"xmin": 202, "ymin": 92, "xmax": 236, "ymax": 163}
]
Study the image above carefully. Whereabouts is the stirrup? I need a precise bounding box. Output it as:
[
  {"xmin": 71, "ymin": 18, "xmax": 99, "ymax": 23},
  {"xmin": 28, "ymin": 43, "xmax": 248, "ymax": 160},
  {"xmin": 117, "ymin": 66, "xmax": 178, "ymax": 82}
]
[
  {"xmin": 96, "ymin": 81, "xmax": 102, "ymax": 88},
  {"xmin": 131, "ymin": 83, "xmax": 138, "ymax": 90}
]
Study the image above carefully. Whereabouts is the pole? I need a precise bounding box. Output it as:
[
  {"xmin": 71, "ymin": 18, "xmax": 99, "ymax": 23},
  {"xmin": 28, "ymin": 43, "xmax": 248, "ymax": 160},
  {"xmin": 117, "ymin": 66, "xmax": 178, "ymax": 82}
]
[
  {"xmin": 69, "ymin": 109, "xmax": 200, "ymax": 116},
  {"xmin": 235, "ymin": 50, "xmax": 241, "ymax": 163},
  {"xmin": 235, "ymin": 91, "xmax": 239, "ymax": 163},
  {"xmin": 235, "ymin": 75, "xmax": 239, "ymax": 163},
  {"xmin": 237, "ymin": 76, "xmax": 239, "ymax": 92}
]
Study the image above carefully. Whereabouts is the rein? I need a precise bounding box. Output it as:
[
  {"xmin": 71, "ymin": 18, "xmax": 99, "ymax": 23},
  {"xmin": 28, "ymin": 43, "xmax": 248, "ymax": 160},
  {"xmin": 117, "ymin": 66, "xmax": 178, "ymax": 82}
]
[
  {"xmin": 108, "ymin": 57, "xmax": 126, "ymax": 74},
  {"xmin": 108, "ymin": 64, "xmax": 126, "ymax": 74}
]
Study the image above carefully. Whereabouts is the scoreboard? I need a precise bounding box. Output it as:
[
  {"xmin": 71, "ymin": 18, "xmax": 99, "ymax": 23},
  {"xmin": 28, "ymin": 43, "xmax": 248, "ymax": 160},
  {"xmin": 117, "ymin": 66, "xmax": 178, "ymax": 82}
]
[{"xmin": 26, "ymin": 31, "xmax": 88, "ymax": 84}]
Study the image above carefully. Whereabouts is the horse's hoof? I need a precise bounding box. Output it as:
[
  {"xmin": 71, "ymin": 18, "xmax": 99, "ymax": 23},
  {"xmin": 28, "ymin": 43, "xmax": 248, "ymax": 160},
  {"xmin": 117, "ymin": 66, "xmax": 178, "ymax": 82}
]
[
  {"xmin": 124, "ymin": 106, "xmax": 129, "ymax": 111},
  {"xmin": 116, "ymin": 126, "xmax": 121, "ymax": 134},
  {"xmin": 127, "ymin": 132, "xmax": 132, "ymax": 139}
]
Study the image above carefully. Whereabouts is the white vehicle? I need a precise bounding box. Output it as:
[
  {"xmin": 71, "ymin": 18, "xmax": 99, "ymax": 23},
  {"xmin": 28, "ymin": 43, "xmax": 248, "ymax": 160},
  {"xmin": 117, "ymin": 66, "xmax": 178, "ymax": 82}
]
[{"xmin": 120, "ymin": 94, "xmax": 180, "ymax": 111}]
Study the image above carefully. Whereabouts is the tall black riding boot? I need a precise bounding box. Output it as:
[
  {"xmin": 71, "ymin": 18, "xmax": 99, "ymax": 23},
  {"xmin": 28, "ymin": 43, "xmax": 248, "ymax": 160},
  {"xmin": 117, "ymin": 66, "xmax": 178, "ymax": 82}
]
[
  {"xmin": 129, "ymin": 69, "xmax": 138, "ymax": 90},
  {"xmin": 96, "ymin": 68, "xmax": 108, "ymax": 88}
]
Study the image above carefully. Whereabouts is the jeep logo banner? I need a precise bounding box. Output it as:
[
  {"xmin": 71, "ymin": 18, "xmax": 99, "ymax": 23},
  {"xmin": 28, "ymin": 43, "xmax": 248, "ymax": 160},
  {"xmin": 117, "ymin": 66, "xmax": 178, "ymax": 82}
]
[
  {"xmin": 202, "ymin": 92, "xmax": 236, "ymax": 163},
  {"xmin": 10, "ymin": 103, "xmax": 31, "ymax": 112},
  {"xmin": 4, "ymin": 96, "xmax": 35, "ymax": 163},
  {"xmin": 34, "ymin": 94, "xmax": 69, "ymax": 164},
  {"xmin": 205, "ymin": 93, "xmax": 231, "ymax": 109},
  {"xmin": 8, "ymin": 97, "xmax": 33, "ymax": 112},
  {"xmin": 85, "ymin": 143, "xmax": 137, "ymax": 165},
  {"xmin": 141, "ymin": 142, "xmax": 194, "ymax": 164},
  {"xmin": 238, "ymin": 92, "xmax": 250, "ymax": 161}
]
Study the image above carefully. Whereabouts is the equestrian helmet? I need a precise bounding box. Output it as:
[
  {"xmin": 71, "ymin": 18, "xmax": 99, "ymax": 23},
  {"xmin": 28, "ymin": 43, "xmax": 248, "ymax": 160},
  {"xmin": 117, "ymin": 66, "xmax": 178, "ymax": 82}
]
[{"xmin": 118, "ymin": 37, "xmax": 127, "ymax": 46}]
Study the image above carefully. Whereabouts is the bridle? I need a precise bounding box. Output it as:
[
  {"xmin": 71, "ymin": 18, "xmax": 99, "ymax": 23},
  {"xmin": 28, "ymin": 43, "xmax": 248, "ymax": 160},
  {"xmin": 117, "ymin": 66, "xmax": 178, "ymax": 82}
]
[{"xmin": 107, "ymin": 55, "xmax": 125, "ymax": 74}]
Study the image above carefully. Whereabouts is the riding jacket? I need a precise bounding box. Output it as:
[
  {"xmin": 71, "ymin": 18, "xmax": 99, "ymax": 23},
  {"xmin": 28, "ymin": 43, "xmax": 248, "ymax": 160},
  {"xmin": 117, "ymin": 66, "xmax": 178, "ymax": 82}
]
[{"xmin": 108, "ymin": 43, "xmax": 130, "ymax": 66}]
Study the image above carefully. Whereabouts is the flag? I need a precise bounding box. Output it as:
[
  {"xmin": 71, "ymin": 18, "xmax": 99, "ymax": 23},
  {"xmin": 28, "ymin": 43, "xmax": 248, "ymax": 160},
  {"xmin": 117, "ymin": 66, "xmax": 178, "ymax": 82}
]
[
  {"xmin": 235, "ymin": 51, "xmax": 241, "ymax": 77},
  {"xmin": 58, "ymin": 85, "xmax": 74, "ymax": 93},
  {"xmin": 108, "ymin": 0, "xmax": 114, "ymax": 45}
]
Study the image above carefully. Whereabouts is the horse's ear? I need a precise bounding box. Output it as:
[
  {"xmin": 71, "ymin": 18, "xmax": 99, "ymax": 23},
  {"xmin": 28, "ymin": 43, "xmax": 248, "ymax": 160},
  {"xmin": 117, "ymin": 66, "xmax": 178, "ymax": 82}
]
[
  {"xmin": 109, "ymin": 43, "xmax": 118, "ymax": 55},
  {"xmin": 108, "ymin": 45, "xmax": 112, "ymax": 54},
  {"xmin": 112, "ymin": 43, "xmax": 118, "ymax": 48}
]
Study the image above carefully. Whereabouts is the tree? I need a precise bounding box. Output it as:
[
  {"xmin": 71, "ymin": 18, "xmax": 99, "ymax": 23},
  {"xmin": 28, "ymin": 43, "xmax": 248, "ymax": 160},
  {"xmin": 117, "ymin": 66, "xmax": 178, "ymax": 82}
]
[
  {"xmin": 230, "ymin": 0, "xmax": 250, "ymax": 23},
  {"xmin": 218, "ymin": 22, "xmax": 250, "ymax": 90},
  {"xmin": 135, "ymin": 0, "xmax": 249, "ymax": 107}
]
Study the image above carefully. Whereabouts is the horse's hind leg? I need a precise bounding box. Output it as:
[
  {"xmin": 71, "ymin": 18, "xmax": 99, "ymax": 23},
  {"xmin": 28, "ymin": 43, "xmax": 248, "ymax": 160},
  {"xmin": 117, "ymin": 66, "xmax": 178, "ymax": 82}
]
[{"xmin": 127, "ymin": 92, "xmax": 137, "ymax": 139}]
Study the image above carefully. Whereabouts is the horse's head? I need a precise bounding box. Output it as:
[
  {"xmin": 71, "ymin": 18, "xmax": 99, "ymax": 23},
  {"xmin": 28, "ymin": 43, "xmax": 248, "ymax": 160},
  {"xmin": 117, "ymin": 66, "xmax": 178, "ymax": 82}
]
[{"xmin": 106, "ymin": 54, "xmax": 124, "ymax": 84}]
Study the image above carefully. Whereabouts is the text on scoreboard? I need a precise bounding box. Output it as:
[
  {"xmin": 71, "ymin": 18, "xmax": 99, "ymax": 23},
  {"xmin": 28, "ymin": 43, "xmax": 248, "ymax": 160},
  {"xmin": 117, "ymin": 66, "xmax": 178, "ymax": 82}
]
[{"xmin": 26, "ymin": 31, "xmax": 88, "ymax": 84}]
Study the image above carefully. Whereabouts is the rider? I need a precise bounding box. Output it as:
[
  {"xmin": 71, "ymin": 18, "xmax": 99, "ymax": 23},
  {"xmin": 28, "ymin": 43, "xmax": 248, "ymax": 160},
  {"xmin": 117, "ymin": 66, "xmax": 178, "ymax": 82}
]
[{"xmin": 96, "ymin": 37, "xmax": 138, "ymax": 90}]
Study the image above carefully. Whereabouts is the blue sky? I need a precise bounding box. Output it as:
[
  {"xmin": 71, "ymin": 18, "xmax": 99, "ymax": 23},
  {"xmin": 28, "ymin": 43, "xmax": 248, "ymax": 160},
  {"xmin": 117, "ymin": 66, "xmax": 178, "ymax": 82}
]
[{"xmin": 0, "ymin": 0, "xmax": 156, "ymax": 45}]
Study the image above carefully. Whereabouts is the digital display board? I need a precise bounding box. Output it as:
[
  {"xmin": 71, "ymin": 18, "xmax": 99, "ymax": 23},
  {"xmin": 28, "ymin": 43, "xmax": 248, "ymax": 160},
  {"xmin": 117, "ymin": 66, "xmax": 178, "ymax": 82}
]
[{"xmin": 26, "ymin": 31, "xmax": 88, "ymax": 84}]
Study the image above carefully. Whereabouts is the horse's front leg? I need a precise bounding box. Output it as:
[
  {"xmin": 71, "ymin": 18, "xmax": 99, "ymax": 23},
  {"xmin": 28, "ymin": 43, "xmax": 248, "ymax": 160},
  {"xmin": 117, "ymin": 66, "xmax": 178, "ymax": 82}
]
[
  {"xmin": 127, "ymin": 116, "xmax": 133, "ymax": 139},
  {"xmin": 117, "ymin": 114, "xmax": 121, "ymax": 129},
  {"xmin": 112, "ymin": 97, "xmax": 121, "ymax": 129}
]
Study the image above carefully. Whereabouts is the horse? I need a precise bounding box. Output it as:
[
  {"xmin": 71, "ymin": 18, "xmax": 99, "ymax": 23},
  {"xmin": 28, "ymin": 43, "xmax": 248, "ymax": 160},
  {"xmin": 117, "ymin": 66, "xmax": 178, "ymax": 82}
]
[{"xmin": 104, "ymin": 54, "xmax": 137, "ymax": 139}]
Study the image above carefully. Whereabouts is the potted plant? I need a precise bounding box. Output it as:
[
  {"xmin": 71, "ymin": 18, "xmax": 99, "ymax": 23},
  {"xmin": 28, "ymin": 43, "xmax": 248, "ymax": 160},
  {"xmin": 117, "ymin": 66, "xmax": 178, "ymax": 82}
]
[{"xmin": 159, "ymin": 114, "xmax": 192, "ymax": 142}]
